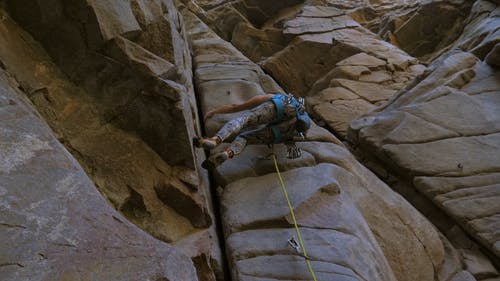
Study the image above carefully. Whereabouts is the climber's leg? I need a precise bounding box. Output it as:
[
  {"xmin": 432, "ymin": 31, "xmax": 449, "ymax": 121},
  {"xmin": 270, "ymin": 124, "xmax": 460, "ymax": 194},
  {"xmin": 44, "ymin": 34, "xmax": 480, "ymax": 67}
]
[
  {"xmin": 194, "ymin": 101, "xmax": 276, "ymax": 150},
  {"xmin": 228, "ymin": 118, "xmax": 298, "ymax": 157},
  {"xmin": 232, "ymin": 128, "xmax": 273, "ymax": 153},
  {"xmin": 201, "ymin": 127, "xmax": 272, "ymax": 170},
  {"xmin": 201, "ymin": 146, "xmax": 234, "ymax": 170},
  {"xmin": 201, "ymin": 118, "xmax": 301, "ymax": 169}
]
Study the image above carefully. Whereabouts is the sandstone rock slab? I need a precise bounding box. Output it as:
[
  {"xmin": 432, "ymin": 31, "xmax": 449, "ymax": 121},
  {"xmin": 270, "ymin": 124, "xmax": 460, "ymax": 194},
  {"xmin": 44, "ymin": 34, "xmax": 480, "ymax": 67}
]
[
  {"xmin": 222, "ymin": 165, "xmax": 396, "ymax": 281},
  {"xmin": 0, "ymin": 69, "xmax": 197, "ymax": 281},
  {"xmin": 349, "ymin": 51, "xmax": 500, "ymax": 260},
  {"xmin": 306, "ymin": 50, "xmax": 424, "ymax": 138}
]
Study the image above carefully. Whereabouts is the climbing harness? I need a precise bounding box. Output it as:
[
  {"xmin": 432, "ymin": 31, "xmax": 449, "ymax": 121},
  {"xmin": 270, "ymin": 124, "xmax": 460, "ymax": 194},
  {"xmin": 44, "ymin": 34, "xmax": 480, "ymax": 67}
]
[
  {"xmin": 268, "ymin": 94, "xmax": 311, "ymax": 143},
  {"xmin": 271, "ymin": 94, "xmax": 286, "ymax": 122},
  {"xmin": 271, "ymin": 152, "xmax": 318, "ymax": 281},
  {"xmin": 270, "ymin": 125, "xmax": 282, "ymax": 144}
]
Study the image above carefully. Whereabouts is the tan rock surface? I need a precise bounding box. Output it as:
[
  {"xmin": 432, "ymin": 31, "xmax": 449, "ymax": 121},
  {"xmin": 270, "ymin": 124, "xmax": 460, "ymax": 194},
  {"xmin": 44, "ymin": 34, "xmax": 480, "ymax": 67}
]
[
  {"xmin": 184, "ymin": 9, "xmax": 470, "ymax": 281},
  {"xmin": 262, "ymin": 24, "xmax": 418, "ymax": 95},
  {"xmin": 0, "ymin": 68, "xmax": 197, "ymax": 281},
  {"xmin": 218, "ymin": 4, "xmax": 426, "ymax": 139},
  {"xmin": 349, "ymin": 49, "xmax": 500, "ymax": 266},
  {"xmin": 454, "ymin": 1, "xmax": 500, "ymax": 59},
  {"xmin": 376, "ymin": 1, "xmax": 473, "ymax": 61},
  {"xmin": 2, "ymin": 0, "xmax": 499, "ymax": 280},
  {"xmin": 1, "ymin": 1, "xmax": 220, "ymax": 278},
  {"xmin": 307, "ymin": 50, "xmax": 425, "ymax": 137}
]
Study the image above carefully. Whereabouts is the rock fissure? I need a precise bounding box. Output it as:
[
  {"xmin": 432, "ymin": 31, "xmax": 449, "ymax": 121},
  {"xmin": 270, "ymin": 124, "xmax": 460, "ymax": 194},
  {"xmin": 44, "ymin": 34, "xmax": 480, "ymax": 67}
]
[
  {"xmin": 0, "ymin": 263, "xmax": 24, "ymax": 268},
  {"xmin": 0, "ymin": 222, "xmax": 27, "ymax": 229}
]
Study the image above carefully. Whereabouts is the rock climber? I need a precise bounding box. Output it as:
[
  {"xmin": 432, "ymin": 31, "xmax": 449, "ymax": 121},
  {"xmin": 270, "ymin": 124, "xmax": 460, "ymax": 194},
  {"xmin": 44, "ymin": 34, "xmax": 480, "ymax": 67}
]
[{"xmin": 193, "ymin": 92, "xmax": 311, "ymax": 169}]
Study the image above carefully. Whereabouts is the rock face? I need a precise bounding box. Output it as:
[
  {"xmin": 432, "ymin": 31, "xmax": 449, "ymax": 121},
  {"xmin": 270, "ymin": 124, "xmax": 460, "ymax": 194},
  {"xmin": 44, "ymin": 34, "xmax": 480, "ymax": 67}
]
[
  {"xmin": 6, "ymin": 0, "xmax": 198, "ymax": 168},
  {"xmin": 350, "ymin": 49, "xmax": 500, "ymax": 258},
  {"xmin": 184, "ymin": 0, "xmax": 430, "ymax": 138},
  {"xmin": 0, "ymin": 68, "xmax": 197, "ymax": 280},
  {"xmin": 372, "ymin": 1, "xmax": 473, "ymax": 61},
  {"xmin": 261, "ymin": 5, "xmax": 422, "ymax": 96},
  {"xmin": 1, "ymin": 1, "xmax": 220, "ymax": 279},
  {"xmin": 348, "ymin": 0, "xmax": 500, "ymax": 271},
  {"xmin": 183, "ymin": 9, "xmax": 479, "ymax": 281},
  {"xmin": 307, "ymin": 50, "xmax": 426, "ymax": 136},
  {"xmin": 2, "ymin": 0, "xmax": 500, "ymax": 280},
  {"xmin": 259, "ymin": 4, "xmax": 428, "ymax": 138}
]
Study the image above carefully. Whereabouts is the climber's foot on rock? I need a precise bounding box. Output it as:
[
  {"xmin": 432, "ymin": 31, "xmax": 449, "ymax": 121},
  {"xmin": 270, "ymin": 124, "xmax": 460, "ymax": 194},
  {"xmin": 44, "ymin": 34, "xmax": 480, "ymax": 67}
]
[
  {"xmin": 201, "ymin": 150, "xmax": 232, "ymax": 170},
  {"xmin": 193, "ymin": 136, "xmax": 219, "ymax": 150}
]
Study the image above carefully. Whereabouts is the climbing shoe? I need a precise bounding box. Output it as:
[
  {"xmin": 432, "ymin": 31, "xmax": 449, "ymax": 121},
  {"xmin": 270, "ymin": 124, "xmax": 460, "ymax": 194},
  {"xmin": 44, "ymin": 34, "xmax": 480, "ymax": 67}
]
[
  {"xmin": 201, "ymin": 149, "xmax": 233, "ymax": 170},
  {"xmin": 193, "ymin": 136, "xmax": 220, "ymax": 150}
]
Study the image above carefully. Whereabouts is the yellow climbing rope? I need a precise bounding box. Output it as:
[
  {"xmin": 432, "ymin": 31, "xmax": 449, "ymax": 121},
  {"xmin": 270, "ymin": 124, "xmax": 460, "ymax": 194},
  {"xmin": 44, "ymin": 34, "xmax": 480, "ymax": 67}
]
[{"xmin": 271, "ymin": 153, "xmax": 318, "ymax": 281}]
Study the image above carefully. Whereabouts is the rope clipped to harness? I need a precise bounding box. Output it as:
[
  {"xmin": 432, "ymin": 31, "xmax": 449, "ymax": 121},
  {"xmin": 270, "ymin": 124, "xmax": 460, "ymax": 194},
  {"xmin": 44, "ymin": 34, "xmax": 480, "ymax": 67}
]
[{"xmin": 271, "ymin": 153, "xmax": 318, "ymax": 281}]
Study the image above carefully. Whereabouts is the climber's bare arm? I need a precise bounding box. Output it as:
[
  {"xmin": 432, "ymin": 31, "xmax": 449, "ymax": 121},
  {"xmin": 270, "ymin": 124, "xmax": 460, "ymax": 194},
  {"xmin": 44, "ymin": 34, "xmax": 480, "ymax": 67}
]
[{"xmin": 204, "ymin": 94, "xmax": 274, "ymax": 120}]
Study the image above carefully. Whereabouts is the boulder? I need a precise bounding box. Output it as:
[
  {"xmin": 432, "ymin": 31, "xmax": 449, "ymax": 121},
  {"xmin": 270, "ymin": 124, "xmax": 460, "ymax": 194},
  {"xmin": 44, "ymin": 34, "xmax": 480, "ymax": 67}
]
[
  {"xmin": 6, "ymin": 0, "xmax": 198, "ymax": 168},
  {"xmin": 222, "ymin": 164, "xmax": 396, "ymax": 281}
]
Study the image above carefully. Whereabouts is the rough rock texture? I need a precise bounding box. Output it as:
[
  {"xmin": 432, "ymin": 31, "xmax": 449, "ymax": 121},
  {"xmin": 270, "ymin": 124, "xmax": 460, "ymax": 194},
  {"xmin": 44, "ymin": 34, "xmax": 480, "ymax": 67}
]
[
  {"xmin": 486, "ymin": 42, "xmax": 500, "ymax": 67},
  {"xmin": 351, "ymin": 50, "xmax": 500, "ymax": 260},
  {"xmin": 184, "ymin": 9, "xmax": 477, "ymax": 281},
  {"xmin": 261, "ymin": 5, "xmax": 422, "ymax": 97},
  {"xmin": 348, "ymin": 0, "xmax": 500, "ymax": 275},
  {"xmin": 307, "ymin": 51, "xmax": 426, "ymax": 136},
  {"xmin": 453, "ymin": 0, "xmax": 500, "ymax": 60},
  {"xmin": 6, "ymin": 0, "xmax": 197, "ymax": 168},
  {"xmin": 182, "ymin": 0, "xmax": 304, "ymax": 41},
  {"xmin": 371, "ymin": 1, "xmax": 473, "ymax": 61},
  {"xmin": 187, "ymin": 0, "xmax": 499, "ymax": 277},
  {"xmin": 2, "ymin": 0, "xmax": 500, "ymax": 280},
  {"xmin": 261, "ymin": 4, "xmax": 429, "ymax": 138},
  {"xmin": 0, "ymin": 68, "xmax": 197, "ymax": 280},
  {"xmin": 1, "ymin": 1, "xmax": 220, "ymax": 279},
  {"xmin": 182, "ymin": 1, "xmax": 431, "ymax": 139}
]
